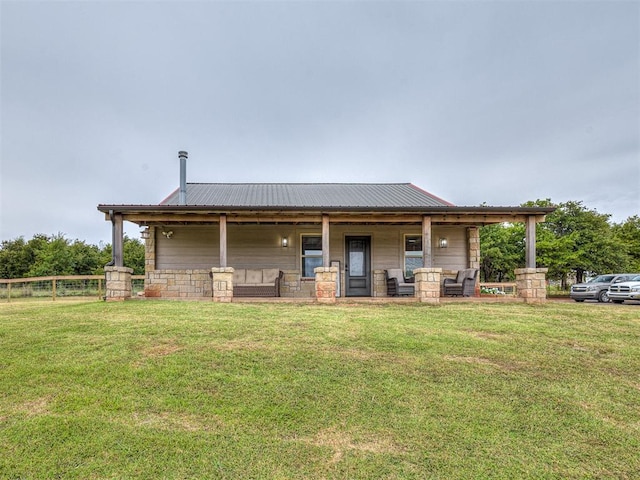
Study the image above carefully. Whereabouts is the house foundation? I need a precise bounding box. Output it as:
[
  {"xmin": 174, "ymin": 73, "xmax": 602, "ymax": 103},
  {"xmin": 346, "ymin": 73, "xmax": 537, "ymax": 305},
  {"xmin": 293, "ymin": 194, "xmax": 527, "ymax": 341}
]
[
  {"xmin": 515, "ymin": 268, "xmax": 548, "ymax": 304},
  {"xmin": 414, "ymin": 267, "xmax": 442, "ymax": 304},
  {"xmin": 104, "ymin": 266, "xmax": 133, "ymax": 301}
]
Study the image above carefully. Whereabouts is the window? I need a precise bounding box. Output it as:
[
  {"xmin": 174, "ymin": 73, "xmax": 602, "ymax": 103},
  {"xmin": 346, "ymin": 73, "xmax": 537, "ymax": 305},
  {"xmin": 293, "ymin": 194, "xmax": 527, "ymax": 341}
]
[
  {"xmin": 404, "ymin": 235, "xmax": 423, "ymax": 277},
  {"xmin": 301, "ymin": 235, "xmax": 323, "ymax": 277}
]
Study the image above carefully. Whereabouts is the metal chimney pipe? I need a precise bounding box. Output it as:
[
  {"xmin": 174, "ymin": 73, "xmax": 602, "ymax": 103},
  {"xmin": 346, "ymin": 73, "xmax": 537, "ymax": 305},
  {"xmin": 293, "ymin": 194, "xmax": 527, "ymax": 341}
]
[{"xmin": 178, "ymin": 151, "xmax": 188, "ymax": 205}]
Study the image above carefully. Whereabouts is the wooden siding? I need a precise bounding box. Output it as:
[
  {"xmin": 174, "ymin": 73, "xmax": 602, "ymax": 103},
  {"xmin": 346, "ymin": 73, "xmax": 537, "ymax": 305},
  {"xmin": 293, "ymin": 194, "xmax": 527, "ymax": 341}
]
[
  {"xmin": 156, "ymin": 227, "xmax": 219, "ymax": 270},
  {"xmin": 153, "ymin": 224, "xmax": 468, "ymax": 272}
]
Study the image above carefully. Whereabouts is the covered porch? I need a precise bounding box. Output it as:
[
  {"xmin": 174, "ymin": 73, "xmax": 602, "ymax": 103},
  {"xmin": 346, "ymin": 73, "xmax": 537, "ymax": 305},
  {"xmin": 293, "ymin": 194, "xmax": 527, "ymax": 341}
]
[{"xmin": 99, "ymin": 206, "xmax": 551, "ymax": 304}]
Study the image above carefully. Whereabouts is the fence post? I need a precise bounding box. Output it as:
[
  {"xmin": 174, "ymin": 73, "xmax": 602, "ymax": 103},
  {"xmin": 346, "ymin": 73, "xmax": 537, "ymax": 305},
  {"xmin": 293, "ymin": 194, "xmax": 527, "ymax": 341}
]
[
  {"xmin": 7, "ymin": 283, "xmax": 11, "ymax": 302},
  {"xmin": 52, "ymin": 277, "xmax": 57, "ymax": 301},
  {"xmin": 98, "ymin": 278, "xmax": 103, "ymax": 299}
]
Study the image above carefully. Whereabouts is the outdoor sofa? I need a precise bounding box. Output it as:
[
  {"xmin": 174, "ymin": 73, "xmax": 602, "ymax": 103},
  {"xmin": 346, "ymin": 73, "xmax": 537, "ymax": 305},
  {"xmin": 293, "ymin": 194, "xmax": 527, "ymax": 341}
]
[{"xmin": 232, "ymin": 268, "xmax": 283, "ymax": 297}]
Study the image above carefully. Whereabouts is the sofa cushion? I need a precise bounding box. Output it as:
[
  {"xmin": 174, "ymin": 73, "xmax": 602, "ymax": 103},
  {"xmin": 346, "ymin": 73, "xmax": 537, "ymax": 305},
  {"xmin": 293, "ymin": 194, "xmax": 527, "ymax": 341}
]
[
  {"xmin": 262, "ymin": 268, "xmax": 280, "ymax": 283},
  {"xmin": 233, "ymin": 269, "xmax": 246, "ymax": 284},
  {"xmin": 246, "ymin": 269, "xmax": 263, "ymax": 284},
  {"xmin": 387, "ymin": 269, "xmax": 405, "ymax": 282}
]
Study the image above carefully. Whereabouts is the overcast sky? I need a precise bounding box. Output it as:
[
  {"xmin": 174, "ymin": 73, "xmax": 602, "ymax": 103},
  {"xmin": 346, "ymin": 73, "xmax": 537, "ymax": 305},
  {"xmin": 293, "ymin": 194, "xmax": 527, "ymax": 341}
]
[{"xmin": 1, "ymin": 0, "xmax": 638, "ymax": 246}]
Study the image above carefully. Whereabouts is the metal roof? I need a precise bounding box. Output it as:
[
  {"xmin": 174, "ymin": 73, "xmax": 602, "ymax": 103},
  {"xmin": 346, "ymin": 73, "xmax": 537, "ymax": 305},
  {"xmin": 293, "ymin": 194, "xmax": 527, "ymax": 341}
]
[{"xmin": 160, "ymin": 183, "xmax": 454, "ymax": 208}]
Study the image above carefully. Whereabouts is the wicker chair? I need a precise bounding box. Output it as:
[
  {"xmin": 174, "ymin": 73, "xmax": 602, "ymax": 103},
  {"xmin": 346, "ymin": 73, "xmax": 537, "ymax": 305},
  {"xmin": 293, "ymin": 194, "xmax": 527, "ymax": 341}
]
[
  {"xmin": 443, "ymin": 269, "xmax": 478, "ymax": 297},
  {"xmin": 385, "ymin": 269, "xmax": 415, "ymax": 296}
]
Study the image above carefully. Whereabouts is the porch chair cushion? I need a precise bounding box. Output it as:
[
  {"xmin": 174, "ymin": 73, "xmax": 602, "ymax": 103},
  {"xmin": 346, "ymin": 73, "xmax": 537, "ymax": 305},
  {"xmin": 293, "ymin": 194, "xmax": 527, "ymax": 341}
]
[
  {"xmin": 385, "ymin": 269, "xmax": 415, "ymax": 297},
  {"xmin": 443, "ymin": 268, "xmax": 478, "ymax": 297}
]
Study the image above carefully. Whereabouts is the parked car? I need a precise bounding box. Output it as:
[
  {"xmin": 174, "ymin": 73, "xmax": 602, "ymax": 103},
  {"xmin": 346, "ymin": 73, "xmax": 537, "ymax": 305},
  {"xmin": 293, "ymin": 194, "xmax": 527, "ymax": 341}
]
[
  {"xmin": 608, "ymin": 275, "xmax": 640, "ymax": 304},
  {"xmin": 570, "ymin": 274, "xmax": 639, "ymax": 303}
]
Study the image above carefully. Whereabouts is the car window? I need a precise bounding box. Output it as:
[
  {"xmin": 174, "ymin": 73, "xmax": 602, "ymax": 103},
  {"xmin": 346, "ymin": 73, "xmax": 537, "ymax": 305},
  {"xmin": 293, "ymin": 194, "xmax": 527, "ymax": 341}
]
[{"xmin": 612, "ymin": 276, "xmax": 630, "ymax": 283}]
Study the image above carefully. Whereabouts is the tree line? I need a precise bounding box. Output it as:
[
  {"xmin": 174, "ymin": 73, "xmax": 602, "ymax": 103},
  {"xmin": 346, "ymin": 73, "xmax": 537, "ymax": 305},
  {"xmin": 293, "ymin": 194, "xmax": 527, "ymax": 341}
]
[
  {"xmin": 0, "ymin": 234, "xmax": 145, "ymax": 278},
  {"xmin": 2, "ymin": 200, "xmax": 639, "ymax": 287},
  {"xmin": 481, "ymin": 200, "xmax": 640, "ymax": 286}
]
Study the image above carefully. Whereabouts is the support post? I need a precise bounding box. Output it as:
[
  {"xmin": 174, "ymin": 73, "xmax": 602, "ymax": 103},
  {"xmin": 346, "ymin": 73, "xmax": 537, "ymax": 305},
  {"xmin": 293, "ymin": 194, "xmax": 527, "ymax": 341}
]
[
  {"xmin": 220, "ymin": 214, "xmax": 227, "ymax": 268},
  {"xmin": 422, "ymin": 215, "xmax": 432, "ymax": 268},
  {"xmin": 322, "ymin": 214, "xmax": 330, "ymax": 268},
  {"xmin": 113, "ymin": 214, "xmax": 124, "ymax": 267},
  {"xmin": 525, "ymin": 215, "xmax": 536, "ymax": 269}
]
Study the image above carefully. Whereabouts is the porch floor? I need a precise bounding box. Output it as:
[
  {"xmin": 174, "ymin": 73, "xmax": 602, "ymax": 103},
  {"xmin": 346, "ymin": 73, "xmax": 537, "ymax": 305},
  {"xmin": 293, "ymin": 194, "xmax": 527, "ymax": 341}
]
[{"xmin": 230, "ymin": 295, "xmax": 526, "ymax": 304}]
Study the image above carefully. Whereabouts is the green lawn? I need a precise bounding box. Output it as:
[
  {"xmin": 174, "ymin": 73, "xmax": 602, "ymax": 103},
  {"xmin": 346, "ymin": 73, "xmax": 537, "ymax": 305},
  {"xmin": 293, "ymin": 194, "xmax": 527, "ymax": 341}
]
[{"xmin": 1, "ymin": 301, "xmax": 638, "ymax": 479}]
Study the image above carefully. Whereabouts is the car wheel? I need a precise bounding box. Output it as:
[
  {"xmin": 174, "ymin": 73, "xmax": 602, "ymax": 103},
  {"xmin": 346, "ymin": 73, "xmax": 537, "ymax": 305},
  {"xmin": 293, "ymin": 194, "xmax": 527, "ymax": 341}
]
[{"xmin": 598, "ymin": 290, "xmax": 610, "ymax": 303}]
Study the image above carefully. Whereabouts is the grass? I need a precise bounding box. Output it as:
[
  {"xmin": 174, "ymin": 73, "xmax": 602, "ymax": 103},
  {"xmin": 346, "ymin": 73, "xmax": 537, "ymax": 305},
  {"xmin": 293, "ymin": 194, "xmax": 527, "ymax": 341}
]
[{"xmin": 0, "ymin": 300, "xmax": 638, "ymax": 479}]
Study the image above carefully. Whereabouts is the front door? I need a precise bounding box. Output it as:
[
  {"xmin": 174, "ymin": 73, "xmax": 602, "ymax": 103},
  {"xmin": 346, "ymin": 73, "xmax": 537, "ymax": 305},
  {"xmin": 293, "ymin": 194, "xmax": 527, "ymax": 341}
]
[{"xmin": 345, "ymin": 236, "xmax": 371, "ymax": 297}]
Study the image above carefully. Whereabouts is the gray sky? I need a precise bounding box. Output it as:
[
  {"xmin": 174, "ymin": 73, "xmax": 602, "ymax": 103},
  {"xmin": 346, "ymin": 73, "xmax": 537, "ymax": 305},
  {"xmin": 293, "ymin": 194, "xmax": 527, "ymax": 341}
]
[{"xmin": 1, "ymin": 0, "xmax": 639, "ymax": 246}]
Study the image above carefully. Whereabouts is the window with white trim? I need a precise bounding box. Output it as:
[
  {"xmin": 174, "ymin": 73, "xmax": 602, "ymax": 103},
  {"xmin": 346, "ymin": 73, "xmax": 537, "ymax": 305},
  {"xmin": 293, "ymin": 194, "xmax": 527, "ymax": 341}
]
[
  {"xmin": 301, "ymin": 235, "xmax": 323, "ymax": 277},
  {"xmin": 404, "ymin": 235, "xmax": 423, "ymax": 277}
]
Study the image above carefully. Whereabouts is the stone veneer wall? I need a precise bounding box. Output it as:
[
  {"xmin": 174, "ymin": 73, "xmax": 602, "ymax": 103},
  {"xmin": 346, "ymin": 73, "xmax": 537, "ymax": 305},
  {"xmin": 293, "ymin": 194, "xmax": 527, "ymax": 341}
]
[
  {"xmin": 515, "ymin": 268, "xmax": 548, "ymax": 304},
  {"xmin": 145, "ymin": 269, "xmax": 213, "ymax": 299},
  {"xmin": 468, "ymin": 227, "xmax": 480, "ymax": 269},
  {"xmin": 280, "ymin": 270, "xmax": 316, "ymax": 298},
  {"xmin": 105, "ymin": 266, "xmax": 133, "ymax": 301},
  {"xmin": 145, "ymin": 226, "xmax": 156, "ymax": 271},
  {"xmin": 414, "ymin": 267, "xmax": 442, "ymax": 304}
]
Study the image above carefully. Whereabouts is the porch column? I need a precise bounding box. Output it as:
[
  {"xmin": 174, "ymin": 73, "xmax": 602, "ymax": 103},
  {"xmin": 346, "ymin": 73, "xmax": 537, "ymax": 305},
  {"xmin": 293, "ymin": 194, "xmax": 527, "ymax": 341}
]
[
  {"xmin": 414, "ymin": 267, "xmax": 442, "ymax": 304},
  {"xmin": 525, "ymin": 215, "xmax": 536, "ymax": 268},
  {"xmin": 212, "ymin": 267, "xmax": 234, "ymax": 302},
  {"xmin": 322, "ymin": 214, "xmax": 330, "ymax": 268},
  {"xmin": 422, "ymin": 215, "xmax": 432, "ymax": 268},
  {"xmin": 113, "ymin": 213, "xmax": 124, "ymax": 267},
  {"xmin": 220, "ymin": 213, "xmax": 227, "ymax": 268},
  {"xmin": 516, "ymin": 268, "xmax": 548, "ymax": 304},
  {"xmin": 105, "ymin": 266, "xmax": 133, "ymax": 301},
  {"xmin": 315, "ymin": 266, "xmax": 338, "ymax": 304}
]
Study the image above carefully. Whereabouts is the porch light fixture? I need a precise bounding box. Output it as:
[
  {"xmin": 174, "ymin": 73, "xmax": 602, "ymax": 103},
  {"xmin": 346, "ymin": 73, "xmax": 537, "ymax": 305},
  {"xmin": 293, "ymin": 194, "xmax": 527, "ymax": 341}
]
[
  {"xmin": 162, "ymin": 230, "xmax": 174, "ymax": 239},
  {"xmin": 439, "ymin": 237, "xmax": 448, "ymax": 248},
  {"xmin": 140, "ymin": 228, "xmax": 150, "ymax": 240},
  {"xmin": 281, "ymin": 237, "xmax": 289, "ymax": 248}
]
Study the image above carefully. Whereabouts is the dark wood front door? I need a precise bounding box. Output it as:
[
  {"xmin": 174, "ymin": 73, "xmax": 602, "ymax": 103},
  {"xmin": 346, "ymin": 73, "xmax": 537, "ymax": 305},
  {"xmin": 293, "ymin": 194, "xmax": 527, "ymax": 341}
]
[{"xmin": 345, "ymin": 236, "xmax": 371, "ymax": 297}]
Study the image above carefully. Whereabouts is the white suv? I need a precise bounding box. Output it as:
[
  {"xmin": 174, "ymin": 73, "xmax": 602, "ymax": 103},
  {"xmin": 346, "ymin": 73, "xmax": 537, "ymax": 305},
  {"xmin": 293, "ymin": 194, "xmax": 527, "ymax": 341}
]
[{"xmin": 608, "ymin": 275, "xmax": 640, "ymax": 304}]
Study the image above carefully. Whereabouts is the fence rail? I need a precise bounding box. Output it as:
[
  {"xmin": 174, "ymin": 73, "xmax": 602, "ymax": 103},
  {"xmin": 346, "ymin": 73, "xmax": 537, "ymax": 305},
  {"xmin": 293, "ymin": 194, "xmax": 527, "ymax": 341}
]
[
  {"xmin": 479, "ymin": 282, "xmax": 518, "ymax": 296},
  {"xmin": 0, "ymin": 275, "xmax": 145, "ymax": 301}
]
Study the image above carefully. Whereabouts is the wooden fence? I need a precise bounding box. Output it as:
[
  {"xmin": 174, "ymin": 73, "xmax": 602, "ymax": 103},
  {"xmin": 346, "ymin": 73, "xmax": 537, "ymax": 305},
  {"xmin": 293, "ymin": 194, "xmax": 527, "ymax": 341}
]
[{"xmin": 0, "ymin": 275, "xmax": 145, "ymax": 301}]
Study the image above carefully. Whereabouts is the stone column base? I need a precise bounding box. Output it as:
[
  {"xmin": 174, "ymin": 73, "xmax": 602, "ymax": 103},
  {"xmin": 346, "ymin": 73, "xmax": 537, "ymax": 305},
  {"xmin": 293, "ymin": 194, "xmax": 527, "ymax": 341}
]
[
  {"xmin": 414, "ymin": 267, "xmax": 442, "ymax": 304},
  {"xmin": 314, "ymin": 266, "xmax": 338, "ymax": 304},
  {"xmin": 105, "ymin": 266, "xmax": 133, "ymax": 301},
  {"xmin": 515, "ymin": 268, "xmax": 548, "ymax": 304},
  {"xmin": 212, "ymin": 267, "xmax": 234, "ymax": 302}
]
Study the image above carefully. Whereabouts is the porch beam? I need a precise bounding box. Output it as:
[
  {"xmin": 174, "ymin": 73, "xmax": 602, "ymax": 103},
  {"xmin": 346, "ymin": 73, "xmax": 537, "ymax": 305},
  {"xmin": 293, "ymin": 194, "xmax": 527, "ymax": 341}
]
[
  {"xmin": 422, "ymin": 215, "xmax": 432, "ymax": 268},
  {"xmin": 322, "ymin": 214, "xmax": 330, "ymax": 268},
  {"xmin": 118, "ymin": 213, "xmax": 548, "ymax": 225},
  {"xmin": 220, "ymin": 214, "xmax": 227, "ymax": 268},
  {"xmin": 525, "ymin": 215, "xmax": 536, "ymax": 268}
]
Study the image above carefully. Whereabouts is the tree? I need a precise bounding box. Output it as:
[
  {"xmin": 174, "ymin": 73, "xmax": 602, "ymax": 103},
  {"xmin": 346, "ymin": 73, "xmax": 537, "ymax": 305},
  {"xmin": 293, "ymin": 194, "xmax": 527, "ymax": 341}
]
[
  {"xmin": 479, "ymin": 223, "xmax": 524, "ymax": 282},
  {"xmin": 538, "ymin": 200, "xmax": 627, "ymax": 283},
  {"xmin": 612, "ymin": 215, "xmax": 640, "ymax": 272}
]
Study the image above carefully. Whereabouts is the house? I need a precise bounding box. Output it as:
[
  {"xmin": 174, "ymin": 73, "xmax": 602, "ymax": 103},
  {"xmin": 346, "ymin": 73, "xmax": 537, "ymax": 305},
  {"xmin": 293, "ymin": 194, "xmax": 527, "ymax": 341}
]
[{"xmin": 98, "ymin": 152, "xmax": 553, "ymax": 303}]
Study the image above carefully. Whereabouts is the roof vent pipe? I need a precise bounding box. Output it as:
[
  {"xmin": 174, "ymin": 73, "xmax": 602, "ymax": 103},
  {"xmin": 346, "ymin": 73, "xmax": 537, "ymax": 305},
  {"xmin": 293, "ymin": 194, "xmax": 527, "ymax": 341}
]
[{"xmin": 178, "ymin": 151, "xmax": 188, "ymax": 205}]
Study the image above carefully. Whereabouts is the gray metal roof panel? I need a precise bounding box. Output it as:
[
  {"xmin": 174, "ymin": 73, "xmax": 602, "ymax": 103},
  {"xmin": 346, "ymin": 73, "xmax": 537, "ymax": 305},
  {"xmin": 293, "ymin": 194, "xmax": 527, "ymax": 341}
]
[{"xmin": 160, "ymin": 183, "xmax": 453, "ymax": 208}]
